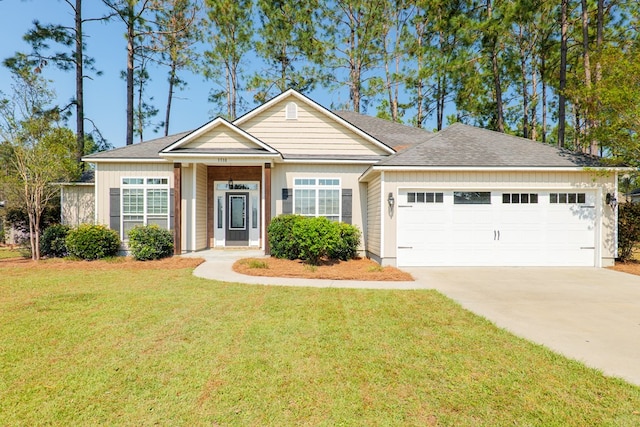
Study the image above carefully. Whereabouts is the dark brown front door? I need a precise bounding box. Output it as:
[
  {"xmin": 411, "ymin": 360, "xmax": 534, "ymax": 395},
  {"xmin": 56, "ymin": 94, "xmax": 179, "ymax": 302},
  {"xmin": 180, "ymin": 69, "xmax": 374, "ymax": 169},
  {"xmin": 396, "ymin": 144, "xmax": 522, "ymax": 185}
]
[{"xmin": 225, "ymin": 192, "xmax": 249, "ymax": 246}]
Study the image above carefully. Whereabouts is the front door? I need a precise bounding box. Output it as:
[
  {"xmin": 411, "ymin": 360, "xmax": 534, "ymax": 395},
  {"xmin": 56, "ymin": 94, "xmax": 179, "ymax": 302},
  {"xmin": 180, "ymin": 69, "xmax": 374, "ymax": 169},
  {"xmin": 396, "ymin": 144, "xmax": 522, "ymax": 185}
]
[{"xmin": 225, "ymin": 192, "xmax": 249, "ymax": 246}]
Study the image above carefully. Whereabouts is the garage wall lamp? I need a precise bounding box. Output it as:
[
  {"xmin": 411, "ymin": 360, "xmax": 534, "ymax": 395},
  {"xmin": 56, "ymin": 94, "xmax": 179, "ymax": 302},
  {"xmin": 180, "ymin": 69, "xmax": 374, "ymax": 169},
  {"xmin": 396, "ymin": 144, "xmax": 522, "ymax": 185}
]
[
  {"xmin": 606, "ymin": 192, "xmax": 618, "ymax": 209},
  {"xmin": 387, "ymin": 192, "xmax": 395, "ymax": 208},
  {"xmin": 228, "ymin": 177, "xmax": 233, "ymax": 190}
]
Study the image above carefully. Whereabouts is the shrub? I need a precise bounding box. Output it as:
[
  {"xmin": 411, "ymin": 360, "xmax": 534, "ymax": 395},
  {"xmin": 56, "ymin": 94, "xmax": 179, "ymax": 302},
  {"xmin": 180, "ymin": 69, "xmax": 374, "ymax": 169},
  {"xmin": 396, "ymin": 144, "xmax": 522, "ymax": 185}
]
[
  {"xmin": 292, "ymin": 216, "xmax": 338, "ymax": 265},
  {"xmin": 618, "ymin": 202, "xmax": 640, "ymax": 261},
  {"xmin": 66, "ymin": 224, "xmax": 120, "ymax": 260},
  {"xmin": 40, "ymin": 224, "xmax": 70, "ymax": 258},
  {"xmin": 127, "ymin": 225, "xmax": 174, "ymax": 261},
  {"xmin": 328, "ymin": 222, "xmax": 361, "ymax": 261},
  {"xmin": 268, "ymin": 214, "xmax": 304, "ymax": 260}
]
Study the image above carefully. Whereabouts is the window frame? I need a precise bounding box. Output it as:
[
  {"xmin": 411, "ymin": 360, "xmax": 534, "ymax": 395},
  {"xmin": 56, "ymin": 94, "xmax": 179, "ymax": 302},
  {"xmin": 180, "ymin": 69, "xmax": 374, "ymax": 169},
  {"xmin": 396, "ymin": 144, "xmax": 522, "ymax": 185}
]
[
  {"xmin": 292, "ymin": 177, "xmax": 342, "ymax": 221},
  {"xmin": 121, "ymin": 177, "xmax": 170, "ymax": 239}
]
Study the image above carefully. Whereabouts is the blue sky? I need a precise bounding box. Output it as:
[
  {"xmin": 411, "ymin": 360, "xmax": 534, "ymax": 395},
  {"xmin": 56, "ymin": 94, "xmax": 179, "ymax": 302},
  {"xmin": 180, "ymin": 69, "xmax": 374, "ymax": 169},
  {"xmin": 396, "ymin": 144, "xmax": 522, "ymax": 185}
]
[{"xmin": 0, "ymin": 0, "xmax": 364, "ymax": 149}]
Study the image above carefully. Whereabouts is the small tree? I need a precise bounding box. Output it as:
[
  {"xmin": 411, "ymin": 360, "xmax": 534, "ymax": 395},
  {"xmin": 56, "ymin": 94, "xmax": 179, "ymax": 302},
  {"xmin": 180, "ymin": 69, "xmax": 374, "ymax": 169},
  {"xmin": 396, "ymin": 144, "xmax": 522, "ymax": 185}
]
[{"xmin": 0, "ymin": 69, "xmax": 79, "ymax": 260}]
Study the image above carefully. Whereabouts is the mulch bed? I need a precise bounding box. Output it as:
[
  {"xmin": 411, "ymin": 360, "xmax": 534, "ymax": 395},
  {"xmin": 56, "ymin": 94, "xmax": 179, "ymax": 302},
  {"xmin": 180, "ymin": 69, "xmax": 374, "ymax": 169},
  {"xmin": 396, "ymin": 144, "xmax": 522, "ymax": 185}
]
[
  {"xmin": 0, "ymin": 256, "xmax": 204, "ymax": 271},
  {"xmin": 233, "ymin": 257, "xmax": 414, "ymax": 281}
]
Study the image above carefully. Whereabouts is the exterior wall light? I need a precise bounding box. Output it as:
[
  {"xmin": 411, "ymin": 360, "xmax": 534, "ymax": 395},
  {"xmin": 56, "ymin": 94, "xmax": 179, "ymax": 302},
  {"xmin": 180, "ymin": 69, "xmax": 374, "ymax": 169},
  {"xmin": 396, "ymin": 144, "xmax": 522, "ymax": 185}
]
[
  {"xmin": 228, "ymin": 178, "xmax": 233, "ymax": 190},
  {"xmin": 388, "ymin": 192, "xmax": 394, "ymax": 208},
  {"xmin": 606, "ymin": 192, "xmax": 617, "ymax": 209}
]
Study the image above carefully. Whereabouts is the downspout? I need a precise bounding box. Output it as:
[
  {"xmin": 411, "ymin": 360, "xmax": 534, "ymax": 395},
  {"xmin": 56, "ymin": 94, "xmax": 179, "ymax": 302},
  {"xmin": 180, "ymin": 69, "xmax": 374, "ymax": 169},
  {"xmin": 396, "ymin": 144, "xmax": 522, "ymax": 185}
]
[
  {"xmin": 614, "ymin": 171, "xmax": 619, "ymax": 259},
  {"xmin": 380, "ymin": 171, "xmax": 385, "ymax": 260}
]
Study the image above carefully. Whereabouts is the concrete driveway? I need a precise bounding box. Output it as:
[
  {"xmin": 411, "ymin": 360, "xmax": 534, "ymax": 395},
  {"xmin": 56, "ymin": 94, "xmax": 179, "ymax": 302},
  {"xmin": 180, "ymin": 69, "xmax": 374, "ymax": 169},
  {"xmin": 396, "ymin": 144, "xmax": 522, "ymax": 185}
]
[{"xmin": 406, "ymin": 267, "xmax": 640, "ymax": 387}]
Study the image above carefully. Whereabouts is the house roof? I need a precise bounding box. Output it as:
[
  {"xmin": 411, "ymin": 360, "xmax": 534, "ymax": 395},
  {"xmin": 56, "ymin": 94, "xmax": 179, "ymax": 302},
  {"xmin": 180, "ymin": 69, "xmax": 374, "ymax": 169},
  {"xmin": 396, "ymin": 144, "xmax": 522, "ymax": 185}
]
[
  {"xmin": 376, "ymin": 123, "xmax": 606, "ymax": 168},
  {"xmin": 83, "ymin": 131, "xmax": 192, "ymax": 161},
  {"xmin": 333, "ymin": 111, "xmax": 432, "ymax": 151}
]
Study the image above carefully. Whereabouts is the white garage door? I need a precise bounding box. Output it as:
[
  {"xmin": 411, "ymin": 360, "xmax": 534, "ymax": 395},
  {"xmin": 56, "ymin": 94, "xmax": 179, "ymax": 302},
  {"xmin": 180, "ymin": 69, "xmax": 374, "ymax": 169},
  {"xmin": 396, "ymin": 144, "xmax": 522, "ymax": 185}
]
[{"xmin": 397, "ymin": 190, "xmax": 597, "ymax": 267}]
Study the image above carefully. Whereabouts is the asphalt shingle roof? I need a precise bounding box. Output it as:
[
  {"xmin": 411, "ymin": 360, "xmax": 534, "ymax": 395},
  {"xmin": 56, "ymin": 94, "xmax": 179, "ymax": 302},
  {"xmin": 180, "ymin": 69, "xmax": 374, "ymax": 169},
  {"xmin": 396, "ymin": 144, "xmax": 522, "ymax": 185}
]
[
  {"xmin": 83, "ymin": 130, "xmax": 193, "ymax": 160},
  {"xmin": 378, "ymin": 123, "xmax": 605, "ymax": 168},
  {"xmin": 332, "ymin": 111, "xmax": 432, "ymax": 150}
]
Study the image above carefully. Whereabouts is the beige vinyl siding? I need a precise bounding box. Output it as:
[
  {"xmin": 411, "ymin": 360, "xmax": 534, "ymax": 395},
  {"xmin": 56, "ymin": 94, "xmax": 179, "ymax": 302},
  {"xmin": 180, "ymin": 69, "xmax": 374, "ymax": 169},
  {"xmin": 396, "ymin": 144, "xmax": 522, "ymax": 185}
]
[
  {"xmin": 381, "ymin": 170, "xmax": 617, "ymax": 266},
  {"xmin": 366, "ymin": 175, "xmax": 381, "ymax": 258},
  {"xmin": 195, "ymin": 164, "xmax": 208, "ymax": 250},
  {"xmin": 184, "ymin": 127, "xmax": 258, "ymax": 150},
  {"xmin": 240, "ymin": 100, "xmax": 389, "ymax": 156},
  {"xmin": 270, "ymin": 163, "xmax": 369, "ymax": 250},
  {"xmin": 61, "ymin": 185, "xmax": 95, "ymax": 227},
  {"xmin": 95, "ymin": 162, "xmax": 174, "ymax": 228}
]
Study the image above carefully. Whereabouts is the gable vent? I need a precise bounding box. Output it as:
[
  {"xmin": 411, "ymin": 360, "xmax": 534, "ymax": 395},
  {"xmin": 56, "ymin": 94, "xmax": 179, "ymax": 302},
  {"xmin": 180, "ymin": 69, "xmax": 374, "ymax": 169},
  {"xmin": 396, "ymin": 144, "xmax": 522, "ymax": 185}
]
[{"xmin": 286, "ymin": 102, "xmax": 298, "ymax": 120}]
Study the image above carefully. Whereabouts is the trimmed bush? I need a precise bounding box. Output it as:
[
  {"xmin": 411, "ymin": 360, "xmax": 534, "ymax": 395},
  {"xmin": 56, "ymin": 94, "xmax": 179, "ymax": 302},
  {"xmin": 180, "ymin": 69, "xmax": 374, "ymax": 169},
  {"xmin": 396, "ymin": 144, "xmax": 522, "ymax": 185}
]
[
  {"xmin": 292, "ymin": 216, "xmax": 341, "ymax": 265},
  {"xmin": 328, "ymin": 222, "xmax": 361, "ymax": 261},
  {"xmin": 618, "ymin": 202, "xmax": 640, "ymax": 261},
  {"xmin": 268, "ymin": 214, "xmax": 304, "ymax": 260},
  {"xmin": 66, "ymin": 224, "xmax": 120, "ymax": 260},
  {"xmin": 127, "ymin": 225, "xmax": 174, "ymax": 261},
  {"xmin": 269, "ymin": 215, "xmax": 361, "ymax": 265},
  {"xmin": 40, "ymin": 224, "xmax": 70, "ymax": 258}
]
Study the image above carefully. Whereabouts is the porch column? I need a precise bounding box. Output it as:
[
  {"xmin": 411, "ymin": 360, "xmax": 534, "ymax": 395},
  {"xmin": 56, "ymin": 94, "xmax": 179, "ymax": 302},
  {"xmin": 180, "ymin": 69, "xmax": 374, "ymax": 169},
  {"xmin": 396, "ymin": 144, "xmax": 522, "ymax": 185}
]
[
  {"xmin": 264, "ymin": 163, "xmax": 271, "ymax": 255},
  {"xmin": 174, "ymin": 163, "xmax": 182, "ymax": 255}
]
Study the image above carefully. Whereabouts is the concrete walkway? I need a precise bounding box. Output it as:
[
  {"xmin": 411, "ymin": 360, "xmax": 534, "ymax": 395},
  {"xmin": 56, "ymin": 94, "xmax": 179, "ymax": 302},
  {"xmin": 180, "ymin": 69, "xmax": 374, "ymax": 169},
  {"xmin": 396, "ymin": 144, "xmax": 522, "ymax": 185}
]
[{"xmin": 183, "ymin": 250, "xmax": 640, "ymax": 386}]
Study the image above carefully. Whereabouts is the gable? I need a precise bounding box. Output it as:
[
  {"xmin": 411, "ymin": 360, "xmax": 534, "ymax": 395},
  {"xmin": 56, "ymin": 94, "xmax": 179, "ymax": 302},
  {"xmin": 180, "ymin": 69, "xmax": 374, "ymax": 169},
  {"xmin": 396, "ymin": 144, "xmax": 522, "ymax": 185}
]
[
  {"xmin": 181, "ymin": 126, "xmax": 261, "ymax": 150},
  {"xmin": 235, "ymin": 91, "xmax": 394, "ymax": 157}
]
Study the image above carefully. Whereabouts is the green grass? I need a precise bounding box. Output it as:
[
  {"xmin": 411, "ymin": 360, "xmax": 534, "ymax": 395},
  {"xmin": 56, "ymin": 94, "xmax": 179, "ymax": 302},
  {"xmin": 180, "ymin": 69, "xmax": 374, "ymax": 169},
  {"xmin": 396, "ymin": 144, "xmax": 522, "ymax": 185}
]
[
  {"xmin": 1, "ymin": 264, "xmax": 639, "ymax": 426},
  {"xmin": 0, "ymin": 248, "xmax": 24, "ymax": 259}
]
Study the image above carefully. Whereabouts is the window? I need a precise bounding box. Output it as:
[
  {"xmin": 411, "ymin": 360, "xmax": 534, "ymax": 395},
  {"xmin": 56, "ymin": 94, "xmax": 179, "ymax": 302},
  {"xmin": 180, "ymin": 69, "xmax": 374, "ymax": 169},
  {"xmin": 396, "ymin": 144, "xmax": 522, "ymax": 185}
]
[
  {"xmin": 286, "ymin": 102, "xmax": 298, "ymax": 120},
  {"xmin": 293, "ymin": 178, "xmax": 340, "ymax": 221},
  {"xmin": 454, "ymin": 191, "xmax": 491, "ymax": 204},
  {"xmin": 550, "ymin": 192, "xmax": 586, "ymax": 204},
  {"xmin": 502, "ymin": 193, "xmax": 538, "ymax": 204},
  {"xmin": 121, "ymin": 177, "xmax": 170, "ymax": 238},
  {"xmin": 407, "ymin": 192, "xmax": 444, "ymax": 204}
]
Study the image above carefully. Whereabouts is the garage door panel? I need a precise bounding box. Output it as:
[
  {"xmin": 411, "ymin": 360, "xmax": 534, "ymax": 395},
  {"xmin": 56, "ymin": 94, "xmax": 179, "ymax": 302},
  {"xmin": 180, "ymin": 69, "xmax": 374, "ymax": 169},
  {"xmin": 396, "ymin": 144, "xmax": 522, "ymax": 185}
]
[{"xmin": 397, "ymin": 189, "xmax": 597, "ymax": 267}]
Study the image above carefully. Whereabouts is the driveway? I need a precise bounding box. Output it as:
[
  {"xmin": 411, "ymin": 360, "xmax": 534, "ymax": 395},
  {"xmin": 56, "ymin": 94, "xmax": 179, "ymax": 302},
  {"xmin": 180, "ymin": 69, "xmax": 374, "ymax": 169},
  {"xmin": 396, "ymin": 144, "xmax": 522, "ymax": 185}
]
[{"xmin": 406, "ymin": 267, "xmax": 640, "ymax": 387}]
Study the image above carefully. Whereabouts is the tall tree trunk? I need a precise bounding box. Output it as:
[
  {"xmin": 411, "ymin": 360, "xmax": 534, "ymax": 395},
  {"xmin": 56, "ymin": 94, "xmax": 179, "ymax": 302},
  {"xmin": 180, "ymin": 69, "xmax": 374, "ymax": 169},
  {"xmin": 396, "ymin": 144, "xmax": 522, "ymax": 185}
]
[
  {"xmin": 487, "ymin": 0, "xmax": 504, "ymax": 132},
  {"xmin": 437, "ymin": 74, "xmax": 445, "ymax": 131},
  {"xmin": 126, "ymin": 6, "xmax": 135, "ymax": 146},
  {"xmin": 558, "ymin": 0, "xmax": 568, "ymax": 148},
  {"xmin": 75, "ymin": 0, "xmax": 85, "ymax": 166},
  {"xmin": 164, "ymin": 62, "xmax": 176, "ymax": 136},
  {"xmin": 581, "ymin": 0, "xmax": 594, "ymax": 154},
  {"xmin": 531, "ymin": 66, "xmax": 538, "ymax": 141},
  {"xmin": 541, "ymin": 55, "xmax": 547, "ymax": 144},
  {"xmin": 519, "ymin": 27, "xmax": 529, "ymax": 139}
]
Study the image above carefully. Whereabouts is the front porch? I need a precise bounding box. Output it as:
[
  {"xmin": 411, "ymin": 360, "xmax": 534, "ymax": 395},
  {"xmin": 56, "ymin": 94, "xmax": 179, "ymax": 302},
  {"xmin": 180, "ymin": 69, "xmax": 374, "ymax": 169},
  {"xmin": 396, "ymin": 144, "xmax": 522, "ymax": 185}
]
[{"xmin": 172, "ymin": 163, "xmax": 272, "ymax": 255}]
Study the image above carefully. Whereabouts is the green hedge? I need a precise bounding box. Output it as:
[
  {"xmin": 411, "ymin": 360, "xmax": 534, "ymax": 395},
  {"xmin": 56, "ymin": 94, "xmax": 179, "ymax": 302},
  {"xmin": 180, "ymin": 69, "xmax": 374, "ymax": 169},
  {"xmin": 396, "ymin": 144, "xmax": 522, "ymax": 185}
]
[
  {"xmin": 40, "ymin": 224, "xmax": 70, "ymax": 258},
  {"xmin": 618, "ymin": 202, "xmax": 640, "ymax": 261},
  {"xmin": 268, "ymin": 215, "xmax": 361, "ymax": 265},
  {"xmin": 66, "ymin": 224, "xmax": 120, "ymax": 260},
  {"xmin": 127, "ymin": 225, "xmax": 174, "ymax": 261}
]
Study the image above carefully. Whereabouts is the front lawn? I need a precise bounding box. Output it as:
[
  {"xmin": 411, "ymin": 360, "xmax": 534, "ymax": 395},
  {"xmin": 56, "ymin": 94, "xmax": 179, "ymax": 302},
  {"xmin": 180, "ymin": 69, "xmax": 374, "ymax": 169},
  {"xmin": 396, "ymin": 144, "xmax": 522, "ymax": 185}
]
[{"xmin": 1, "ymin": 260, "xmax": 639, "ymax": 425}]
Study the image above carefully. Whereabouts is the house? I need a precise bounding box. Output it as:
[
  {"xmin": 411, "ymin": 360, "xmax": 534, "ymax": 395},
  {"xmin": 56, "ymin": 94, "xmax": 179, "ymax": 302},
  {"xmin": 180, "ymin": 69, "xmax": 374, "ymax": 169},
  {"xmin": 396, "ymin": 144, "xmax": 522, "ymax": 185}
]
[{"xmin": 77, "ymin": 89, "xmax": 620, "ymax": 267}]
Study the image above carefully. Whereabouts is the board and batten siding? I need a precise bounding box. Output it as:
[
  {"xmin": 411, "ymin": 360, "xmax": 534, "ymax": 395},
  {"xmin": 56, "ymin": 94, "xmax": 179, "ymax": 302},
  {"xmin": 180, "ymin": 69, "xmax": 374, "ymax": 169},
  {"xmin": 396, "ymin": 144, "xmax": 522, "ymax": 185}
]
[
  {"xmin": 381, "ymin": 170, "xmax": 617, "ymax": 266},
  {"xmin": 270, "ymin": 163, "xmax": 369, "ymax": 249},
  {"xmin": 239, "ymin": 100, "xmax": 389, "ymax": 156},
  {"xmin": 95, "ymin": 162, "xmax": 174, "ymax": 227},
  {"xmin": 61, "ymin": 185, "xmax": 95, "ymax": 227},
  {"xmin": 184, "ymin": 127, "xmax": 258, "ymax": 150},
  {"xmin": 195, "ymin": 164, "xmax": 208, "ymax": 250},
  {"xmin": 366, "ymin": 174, "xmax": 382, "ymax": 259}
]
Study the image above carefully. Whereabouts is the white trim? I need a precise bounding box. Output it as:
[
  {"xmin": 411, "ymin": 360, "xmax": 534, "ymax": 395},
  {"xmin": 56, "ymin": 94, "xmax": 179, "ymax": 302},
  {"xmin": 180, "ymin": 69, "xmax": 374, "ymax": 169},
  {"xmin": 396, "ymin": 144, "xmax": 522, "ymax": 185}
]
[
  {"xmin": 192, "ymin": 166, "xmax": 197, "ymax": 252},
  {"xmin": 292, "ymin": 177, "xmax": 342, "ymax": 221},
  {"xmin": 161, "ymin": 117, "xmax": 279, "ymax": 154},
  {"xmin": 232, "ymin": 89, "xmax": 396, "ymax": 155},
  {"xmin": 84, "ymin": 158, "xmax": 171, "ymax": 164},
  {"xmin": 380, "ymin": 171, "xmax": 385, "ymax": 259},
  {"xmin": 261, "ymin": 165, "xmax": 266, "ymax": 251},
  {"xmin": 94, "ymin": 163, "xmax": 99, "ymax": 225},
  {"xmin": 160, "ymin": 152, "xmax": 281, "ymax": 159},
  {"xmin": 280, "ymin": 158, "xmax": 381, "ymax": 165}
]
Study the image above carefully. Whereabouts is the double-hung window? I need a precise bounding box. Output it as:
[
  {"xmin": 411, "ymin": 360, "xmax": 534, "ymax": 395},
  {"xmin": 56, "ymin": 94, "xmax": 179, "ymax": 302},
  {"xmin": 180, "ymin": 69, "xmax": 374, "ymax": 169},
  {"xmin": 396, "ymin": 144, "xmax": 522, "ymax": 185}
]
[
  {"xmin": 121, "ymin": 177, "xmax": 169, "ymax": 238},
  {"xmin": 294, "ymin": 178, "xmax": 340, "ymax": 221}
]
